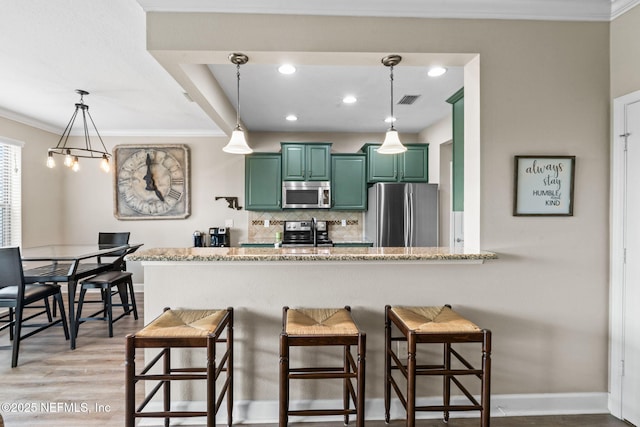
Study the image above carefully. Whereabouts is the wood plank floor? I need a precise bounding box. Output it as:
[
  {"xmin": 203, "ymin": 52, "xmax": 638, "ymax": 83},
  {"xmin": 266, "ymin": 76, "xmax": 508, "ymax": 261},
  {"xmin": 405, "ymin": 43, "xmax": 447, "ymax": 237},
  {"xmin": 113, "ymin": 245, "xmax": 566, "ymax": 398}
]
[{"xmin": 0, "ymin": 294, "xmax": 633, "ymax": 427}]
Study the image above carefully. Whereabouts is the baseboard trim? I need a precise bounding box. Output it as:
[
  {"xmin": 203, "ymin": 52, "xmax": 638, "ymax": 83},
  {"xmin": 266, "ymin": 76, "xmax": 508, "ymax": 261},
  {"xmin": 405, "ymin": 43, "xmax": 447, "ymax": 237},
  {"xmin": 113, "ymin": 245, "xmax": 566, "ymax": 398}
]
[{"xmin": 138, "ymin": 392, "xmax": 609, "ymax": 425}]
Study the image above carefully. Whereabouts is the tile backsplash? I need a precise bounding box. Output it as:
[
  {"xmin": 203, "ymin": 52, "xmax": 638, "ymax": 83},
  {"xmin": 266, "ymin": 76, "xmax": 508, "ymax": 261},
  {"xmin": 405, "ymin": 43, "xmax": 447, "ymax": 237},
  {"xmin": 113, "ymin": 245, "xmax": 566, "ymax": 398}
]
[{"xmin": 248, "ymin": 210, "xmax": 364, "ymax": 242}]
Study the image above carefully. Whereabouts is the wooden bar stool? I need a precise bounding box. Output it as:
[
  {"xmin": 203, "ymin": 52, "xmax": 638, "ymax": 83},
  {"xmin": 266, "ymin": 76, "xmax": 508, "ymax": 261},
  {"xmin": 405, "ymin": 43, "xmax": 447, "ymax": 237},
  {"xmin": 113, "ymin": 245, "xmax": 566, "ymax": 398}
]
[
  {"xmin": 385, "ymin": 305, "xmax": 491, "ymax": 427},
  {"xmin": 125, "ymin": 307, "xmax": 233, "ymax": 427},
  {"xmin": 279, "ymin": 306, "xmax": 366, "ymax": 427}
]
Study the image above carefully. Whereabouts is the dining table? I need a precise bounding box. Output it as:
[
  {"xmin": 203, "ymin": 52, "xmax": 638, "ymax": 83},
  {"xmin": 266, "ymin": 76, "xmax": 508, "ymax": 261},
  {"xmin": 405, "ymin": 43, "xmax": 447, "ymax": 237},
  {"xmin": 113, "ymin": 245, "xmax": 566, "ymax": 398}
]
[{"xmin": 21, "ymin": 243, "xmax": 142, "ymax": 350}]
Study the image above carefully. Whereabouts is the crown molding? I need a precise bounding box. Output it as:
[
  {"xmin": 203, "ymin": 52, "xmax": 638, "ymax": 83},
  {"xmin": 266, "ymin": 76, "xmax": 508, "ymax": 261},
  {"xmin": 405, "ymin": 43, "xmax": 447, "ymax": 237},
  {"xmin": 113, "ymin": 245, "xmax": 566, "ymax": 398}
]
[
  {"xmin": 611, "ymin": 0, "xmax": 640, "ymax": 19},
  {"xmin": 137, "ymin": 0, "xmax": 614, "ymax": 21},
  {"xmin": 0, "ymin": 108, "xmax": 224, "ymax": 138}
]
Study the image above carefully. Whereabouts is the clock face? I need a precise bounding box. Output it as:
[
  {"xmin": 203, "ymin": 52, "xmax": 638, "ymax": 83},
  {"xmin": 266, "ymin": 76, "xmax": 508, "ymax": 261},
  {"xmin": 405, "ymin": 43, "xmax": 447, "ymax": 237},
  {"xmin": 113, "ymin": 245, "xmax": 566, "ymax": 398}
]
[{"xmin": 113, "ymin": 145, "xmax": 190, "ymax": 220}]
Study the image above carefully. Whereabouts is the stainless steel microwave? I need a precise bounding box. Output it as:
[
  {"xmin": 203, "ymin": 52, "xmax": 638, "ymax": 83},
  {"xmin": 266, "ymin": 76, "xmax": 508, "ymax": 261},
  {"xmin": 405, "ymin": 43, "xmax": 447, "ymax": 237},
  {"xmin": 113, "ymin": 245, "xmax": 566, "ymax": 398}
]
[{"xmin": 282, "ymin": 181, "xmax": 331, "ymax": 209}]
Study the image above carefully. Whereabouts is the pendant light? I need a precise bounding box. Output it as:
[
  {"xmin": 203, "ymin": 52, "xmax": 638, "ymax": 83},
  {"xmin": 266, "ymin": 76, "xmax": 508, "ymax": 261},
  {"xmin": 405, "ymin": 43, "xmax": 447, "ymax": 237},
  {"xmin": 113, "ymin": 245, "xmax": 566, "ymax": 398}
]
[
  {"xmin": 378, "ymin": 55, "xmax": 407, "ymax": 154},
  {"xmin": 46, "ymin": 89, "xmax": 111, "ymax": 172},
  {"xmin": 222, "ymin": 53, "xmax": 253, "ymax": 154}
]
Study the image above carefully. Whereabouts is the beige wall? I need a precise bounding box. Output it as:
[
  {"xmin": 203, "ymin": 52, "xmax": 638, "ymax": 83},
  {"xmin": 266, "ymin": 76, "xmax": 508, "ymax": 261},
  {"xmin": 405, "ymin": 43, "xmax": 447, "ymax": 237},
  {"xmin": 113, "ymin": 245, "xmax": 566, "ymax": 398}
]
[
  {"xmin": 2, "ymin": 11, "xmax": 616, "ymax": 403},
  {"xmin": 0, "ymin": 117, "xmax": 64, "ymax": 248},
  {"xmin": 143, "ymin": 13, "xmax": 612, "ymax": 398},
  {"xmin": 611, "ymin": 5, "xmax": 640, "ymax": 98}
]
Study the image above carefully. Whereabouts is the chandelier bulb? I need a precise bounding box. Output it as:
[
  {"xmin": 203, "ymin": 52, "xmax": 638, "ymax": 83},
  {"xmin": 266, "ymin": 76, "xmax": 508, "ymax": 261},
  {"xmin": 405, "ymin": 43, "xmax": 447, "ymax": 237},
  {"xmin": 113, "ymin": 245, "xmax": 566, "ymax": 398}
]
[
  {"xmin": 64, "ymin": 149, "xmax": 73, "ymax": 167},
  {"xmin": 71, "ymin": 156, "xmax": 80, "ymax": 172},
  {"xmin": 100, "ymin": 155, "xmax": 110, "ymax": 173},
  {"xmin": 46, "ymin": 152, "xmax": 55, "ymax": 168}
]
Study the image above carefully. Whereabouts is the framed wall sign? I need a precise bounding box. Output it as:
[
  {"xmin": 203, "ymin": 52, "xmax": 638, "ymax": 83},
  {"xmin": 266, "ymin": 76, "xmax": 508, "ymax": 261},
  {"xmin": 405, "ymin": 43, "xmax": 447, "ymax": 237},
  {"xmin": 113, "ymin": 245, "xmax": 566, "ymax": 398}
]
[
  {"xmin": 513, "ymin": 155, "xmax": 575, "ymax": 216},
  {"xmin": 113, "ymin": 144, "xmax": 190, "ymax": 220}
]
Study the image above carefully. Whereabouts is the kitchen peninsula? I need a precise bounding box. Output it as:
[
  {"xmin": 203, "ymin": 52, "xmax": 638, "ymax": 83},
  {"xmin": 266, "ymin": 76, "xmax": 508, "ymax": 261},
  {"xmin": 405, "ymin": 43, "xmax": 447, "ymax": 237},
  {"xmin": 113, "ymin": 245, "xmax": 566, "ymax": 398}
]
[{"xmin": 127, "ymin": 246, "xmax": 497, "ymax": 423}]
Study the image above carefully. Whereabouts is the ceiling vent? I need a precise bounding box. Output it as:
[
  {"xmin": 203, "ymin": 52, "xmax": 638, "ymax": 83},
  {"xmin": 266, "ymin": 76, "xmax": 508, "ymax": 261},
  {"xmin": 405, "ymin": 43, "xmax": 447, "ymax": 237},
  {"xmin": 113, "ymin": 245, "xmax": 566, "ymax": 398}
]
[{"xmin": 397, "ymin": 95, "xmax": 420, "ymax": 105}]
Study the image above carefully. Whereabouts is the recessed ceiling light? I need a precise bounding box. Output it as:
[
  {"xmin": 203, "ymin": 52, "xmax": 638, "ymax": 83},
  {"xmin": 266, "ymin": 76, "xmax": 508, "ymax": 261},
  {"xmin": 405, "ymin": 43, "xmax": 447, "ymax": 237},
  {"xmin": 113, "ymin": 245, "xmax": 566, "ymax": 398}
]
[
  {"xmin": 278, "ymin": 64, "xmax": 296, "ymax": 75},
  {"xmin": 384, "ymin": 116, "xmax": 396, "ymax": 123},
  {"xmin": 427, "ymin": 66, "xmax": 447, "ymax": 77},
  {"xmin": 343, "ymin": 95, "xmax": 357, "ymax": 104},
  {"xmin": 286, "ymin": 114, "xmax": 298, "ymax": 121}
]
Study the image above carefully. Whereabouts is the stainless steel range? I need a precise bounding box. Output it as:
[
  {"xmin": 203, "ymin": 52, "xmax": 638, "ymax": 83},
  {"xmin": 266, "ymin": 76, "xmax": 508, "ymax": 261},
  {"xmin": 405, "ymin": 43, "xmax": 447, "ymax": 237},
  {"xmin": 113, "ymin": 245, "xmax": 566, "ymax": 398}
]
[{"xmin": 282, "ymin": 219, "xmax": 333, "ymax": 247}]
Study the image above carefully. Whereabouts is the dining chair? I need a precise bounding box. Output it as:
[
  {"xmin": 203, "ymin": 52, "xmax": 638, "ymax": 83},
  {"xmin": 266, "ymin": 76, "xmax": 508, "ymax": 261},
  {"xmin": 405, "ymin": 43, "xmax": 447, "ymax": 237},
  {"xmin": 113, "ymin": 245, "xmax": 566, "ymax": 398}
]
[
  {"xmin": 0, "ymin": 247, "xmax": 70, "ymax": 367},
  {"xmin": 74, "ymin": 244, "xmax": 140, "ymax": 337},
  {"xmin": 98, "ymin": 231, "xmax": 131, "ymax": 270}
]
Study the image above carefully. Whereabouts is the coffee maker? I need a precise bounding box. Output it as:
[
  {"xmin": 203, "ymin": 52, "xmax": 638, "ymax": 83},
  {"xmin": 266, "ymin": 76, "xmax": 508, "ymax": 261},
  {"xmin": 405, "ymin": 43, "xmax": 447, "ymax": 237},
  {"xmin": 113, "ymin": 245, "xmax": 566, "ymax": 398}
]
[{"xmin": 209, "ymin": 227, "xmax": 230, "ymax": 247}]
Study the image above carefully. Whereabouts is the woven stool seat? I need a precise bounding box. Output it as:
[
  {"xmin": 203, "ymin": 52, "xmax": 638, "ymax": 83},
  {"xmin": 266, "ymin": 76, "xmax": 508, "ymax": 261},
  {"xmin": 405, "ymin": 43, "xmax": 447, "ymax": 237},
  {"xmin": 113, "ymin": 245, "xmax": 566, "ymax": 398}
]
[
  {"xmin": 385, "ymin": 304, "xmax": 491, "ymax": 427},
  {"xmin": 286, "ymin": 308, "xmax": 360, "ymax": 335},
  {"xmin": 390, "ymin": 306, "xmax": 481, "ymax": 333},
  {"xmin": 125, "ymin": 307, "xmax": 233, "ymax": 427},
  {"xmin": 137, "ymin": 309, "xmax": 227, "ymax": 339},
  {"xmin": 280, "ymin": 306, "xmax": 366, "ymax": 427}
]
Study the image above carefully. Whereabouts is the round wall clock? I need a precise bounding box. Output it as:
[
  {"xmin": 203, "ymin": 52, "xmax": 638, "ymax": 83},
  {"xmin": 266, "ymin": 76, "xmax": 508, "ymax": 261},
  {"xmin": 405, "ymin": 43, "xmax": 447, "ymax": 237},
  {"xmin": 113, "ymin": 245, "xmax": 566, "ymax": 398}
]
[{"xmin": 113, "ymin": 144, "xmax": 190, "ymax": 220}]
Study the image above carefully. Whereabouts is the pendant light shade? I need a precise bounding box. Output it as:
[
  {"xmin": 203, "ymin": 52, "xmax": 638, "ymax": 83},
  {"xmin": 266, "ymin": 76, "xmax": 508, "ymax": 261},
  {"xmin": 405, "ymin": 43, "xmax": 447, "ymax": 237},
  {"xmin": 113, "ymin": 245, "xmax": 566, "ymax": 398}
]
[
  {"xmin": 46, "ymin": 89, "xmax": 111, "ymax": 172},
  {"xmin": 224, "ymin": 125, "xmax": 252, "ymax": 154},
  {"xmin": 222, "ymin": 53, "xmax": 253, "ymax": 155},
  {"xmin": 378, "ymin": 55, "xmax": 407, "ymax": 155}
]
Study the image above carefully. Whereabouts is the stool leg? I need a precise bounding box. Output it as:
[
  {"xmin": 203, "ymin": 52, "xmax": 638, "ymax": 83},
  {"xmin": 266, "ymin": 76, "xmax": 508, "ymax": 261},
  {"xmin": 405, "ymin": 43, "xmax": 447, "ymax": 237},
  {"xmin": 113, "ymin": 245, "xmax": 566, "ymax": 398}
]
[
  {"xmin": 357, "ymin": 332, "xmax": 366, "ymax": 427},
  {"xmin": 279, "ymin": 333, "xmax": 289, "ymax": 427},
  {"xmin": 207, "ymin": 335, "xmax": 216, "ymax": 427},
  {"xmin": 164, "ymin": 348, "xmax": 171, "ymax": 427},
  {"xmin": 407, "ymin": 333, "xmax": 417, "ymax": 427},
  {"xmin": 343, "ymin": 344, "xmax": 350, "ymax": 426},
  {"xmin": 127, "ymin": 278, "xmax": 139, "ymax": 320},
  {"xmin": 106, "ymin": 286, "xmax": 113, "ymax": 338},
  {"xmin": 482, "ymin": 330, "xmax": 492, "ymax": 427},
  {"xmin": 74, "ymin": 287, "xmax": 88, "ymax": 338},
  {"xmin": 125, "ymin": 336, "xmax": 135, "ymax": 427},
  {"xmin": 384, "ymin": 307, "xmax": 391, "ymax": 423},
  {"xmin": 444, "ymin": 342, "xmax": 452, "ymax": 423},
  {"xmin": 227, "ymin": 310, "xmax": 234, "ymax": 427}
]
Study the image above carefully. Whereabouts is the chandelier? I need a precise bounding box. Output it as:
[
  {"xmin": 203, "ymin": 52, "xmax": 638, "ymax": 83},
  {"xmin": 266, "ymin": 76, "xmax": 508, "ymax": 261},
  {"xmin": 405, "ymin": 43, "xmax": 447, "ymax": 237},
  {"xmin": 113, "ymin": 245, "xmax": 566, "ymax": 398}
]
[{"xmin": 46, "ymin": 89, "xmax": 111, "ymax": 172}]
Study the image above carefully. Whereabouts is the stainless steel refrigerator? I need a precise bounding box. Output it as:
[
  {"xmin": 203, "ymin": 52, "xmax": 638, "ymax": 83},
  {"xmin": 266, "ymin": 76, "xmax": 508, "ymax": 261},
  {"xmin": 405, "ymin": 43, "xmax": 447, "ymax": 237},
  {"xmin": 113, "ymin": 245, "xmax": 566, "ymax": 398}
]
[{"xmin": 365, "ymin": 183, "xmax": 439, "ymax": 247}]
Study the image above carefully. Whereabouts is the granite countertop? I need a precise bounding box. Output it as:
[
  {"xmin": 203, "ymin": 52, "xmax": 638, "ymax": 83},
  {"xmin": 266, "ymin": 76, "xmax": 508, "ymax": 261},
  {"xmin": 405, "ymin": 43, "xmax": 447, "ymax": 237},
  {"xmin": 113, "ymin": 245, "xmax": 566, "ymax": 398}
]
[{"xmin": 127, "ymin": 247, "xmax": 498, "ymax": 262}]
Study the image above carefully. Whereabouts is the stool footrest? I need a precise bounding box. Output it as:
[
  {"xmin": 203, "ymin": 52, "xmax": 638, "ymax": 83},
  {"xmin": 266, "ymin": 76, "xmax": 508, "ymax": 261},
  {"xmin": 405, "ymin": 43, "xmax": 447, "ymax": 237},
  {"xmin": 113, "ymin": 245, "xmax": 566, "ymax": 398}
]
[
  {"xmin": 135, "ymin": 411, "xmax": 208, "ymax": 418},
  {"xmin": 417, "ymin": 405, "xmax": 482, "ymax": 412},
  {"xmin": 289, "ymin": 409, "xmax": 357, "ymax": 417},
  {"xmin": 290, "ymin": 372, "xmax": 357, "ymax": 380},
  {"xmin": 136, "ymin": 373, "xmax": 207, "ymax": 381}
]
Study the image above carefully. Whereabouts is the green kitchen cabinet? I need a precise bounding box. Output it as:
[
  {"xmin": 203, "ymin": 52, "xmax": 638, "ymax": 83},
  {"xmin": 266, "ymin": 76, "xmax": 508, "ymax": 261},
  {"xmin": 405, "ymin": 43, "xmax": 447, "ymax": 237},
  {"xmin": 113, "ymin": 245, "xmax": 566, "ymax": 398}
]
[
  {"xmin": 447, "ymin": 88, "xmax": 464, "ymax": 212},
  {"xmin": 333, "ymin": 242, "xmax": 373, "ymax": 247},
  {"xmin": 245, "ymin": 153, "xmax": 282, "ymax": 211},
  {"xmin": 362, "ymin": 143, "xmax": 429, "ymax": 183},
  {"xmin": 281, "ymin": 142, "xmax": 332, "ymax": 181},
  {"xmin": 331, "ymin": 154, "xmax": 367, "ymax": 210}
]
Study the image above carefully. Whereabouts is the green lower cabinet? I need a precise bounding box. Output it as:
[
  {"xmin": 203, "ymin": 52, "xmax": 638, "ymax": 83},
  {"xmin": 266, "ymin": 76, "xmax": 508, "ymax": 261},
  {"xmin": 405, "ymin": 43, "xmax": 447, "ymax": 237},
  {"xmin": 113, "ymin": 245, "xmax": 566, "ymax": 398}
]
[
  {"xmin": 331, "ymin": 154, "xmax": 367, "ymax": 210},
  {"xmin": 333, "ymin": 242, "xmax": 373, "ymax": 247},
  {"xmin": 362, "ymin": 143, "xmax": 429, "ymax": 183},
  {"xmin": 240, "ymin": 243, "xmax": 277, "ymax": 248},
  {"xmin": 245, "ymin": 153, "xmax": 282, "ymax": 211}
]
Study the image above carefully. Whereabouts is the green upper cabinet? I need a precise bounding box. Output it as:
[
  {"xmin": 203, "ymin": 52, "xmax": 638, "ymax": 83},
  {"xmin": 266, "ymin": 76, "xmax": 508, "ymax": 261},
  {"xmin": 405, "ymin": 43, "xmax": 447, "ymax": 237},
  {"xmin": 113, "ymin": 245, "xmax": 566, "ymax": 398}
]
[
  {"xmin": 362, "ymin": 143, "xmax": 429, "ymax": 183},
  {"xmin": 281, "ymin": 142, "xmax": 332, "ymax": 181},
  {"xmin": 331, "ymin": 154, "xmax": 367, "ymax": 210},
  {"xmin": 245, "ymin": 153, "xmax": 282, "ymax": 211}
]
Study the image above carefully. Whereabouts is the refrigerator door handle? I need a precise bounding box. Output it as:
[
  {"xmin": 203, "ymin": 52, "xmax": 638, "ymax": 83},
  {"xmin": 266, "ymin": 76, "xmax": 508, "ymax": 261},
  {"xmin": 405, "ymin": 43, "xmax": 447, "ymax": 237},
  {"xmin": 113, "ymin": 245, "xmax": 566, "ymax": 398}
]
[
  {"xmin": 404, "ymin": 190, "xmax": 410, "ymax": 246},
  {"xmin": 407, "ymin": 191, "xmax": 414, "ymax": 246}
]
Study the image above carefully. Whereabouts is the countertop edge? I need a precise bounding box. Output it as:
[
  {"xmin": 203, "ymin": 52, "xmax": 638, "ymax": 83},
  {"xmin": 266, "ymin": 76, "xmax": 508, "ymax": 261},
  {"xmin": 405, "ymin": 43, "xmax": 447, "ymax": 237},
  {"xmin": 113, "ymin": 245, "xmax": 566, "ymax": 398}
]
[{"xmin": 127, "ymin": 247, "xmax": 498, "ymax": 263}]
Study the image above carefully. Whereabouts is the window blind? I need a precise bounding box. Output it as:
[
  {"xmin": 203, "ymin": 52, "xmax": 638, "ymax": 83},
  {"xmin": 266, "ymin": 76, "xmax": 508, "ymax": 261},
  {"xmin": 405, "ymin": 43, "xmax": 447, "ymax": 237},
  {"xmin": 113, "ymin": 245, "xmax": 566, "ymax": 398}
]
[{"xmin": 0, "ymin": 137, "xmax": 22, "ymax": 247}]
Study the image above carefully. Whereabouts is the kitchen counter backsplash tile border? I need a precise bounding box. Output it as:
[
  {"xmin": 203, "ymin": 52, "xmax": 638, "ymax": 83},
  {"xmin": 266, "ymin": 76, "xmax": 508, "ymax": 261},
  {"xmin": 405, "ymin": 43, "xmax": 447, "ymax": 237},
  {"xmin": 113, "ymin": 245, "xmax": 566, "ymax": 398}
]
[{"xmin": 248, "ymin": 210, "xmax": 363, "ymax": 242}]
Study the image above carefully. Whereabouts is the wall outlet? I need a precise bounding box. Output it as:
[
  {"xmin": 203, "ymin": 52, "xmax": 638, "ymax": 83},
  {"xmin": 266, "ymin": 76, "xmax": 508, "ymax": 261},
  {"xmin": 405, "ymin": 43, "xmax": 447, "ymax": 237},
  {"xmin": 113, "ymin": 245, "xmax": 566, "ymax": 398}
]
[
  {"xmin": 225, "ymin": 219, "xmax": 234, "ymax": 228},
  {"xmin": 264, "ymin": 219, "xmax": 270, "ymax": 227},
  {"xmin": 341, "ymin": 219, "xmax": 347, "ymax": 227}
]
